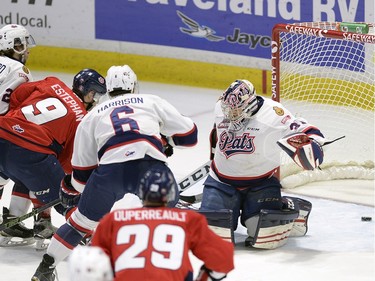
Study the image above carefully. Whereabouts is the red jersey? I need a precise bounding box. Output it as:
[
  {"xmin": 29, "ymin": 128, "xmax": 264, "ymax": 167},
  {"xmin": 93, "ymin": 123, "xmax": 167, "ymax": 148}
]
[
  {"xmin": 0, "ymin": 76, "xmax": 87, "ymax": 173},
  {"xmin": 91, "ymin": 207, "xmax": 235, "ymax": 281}
]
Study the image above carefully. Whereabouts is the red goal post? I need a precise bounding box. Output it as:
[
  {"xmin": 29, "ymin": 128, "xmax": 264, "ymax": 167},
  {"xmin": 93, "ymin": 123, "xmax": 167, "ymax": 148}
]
[{"xmin": 271, "ymin": 22, "xmax": 374, "ymax": 188}]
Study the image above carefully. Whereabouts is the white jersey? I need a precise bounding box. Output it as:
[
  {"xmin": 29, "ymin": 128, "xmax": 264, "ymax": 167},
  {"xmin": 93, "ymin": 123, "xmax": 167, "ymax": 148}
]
[
  {"xmin": 71, "ymin": 93, "xmax": 197, "ymax": 190},
  {"xmin": 211, "ymin": 96, "xmax": 323, "ymax": 184},
  {"xmin": 0, "ymin": 56, "xmax": 33, "ymax": 115}
]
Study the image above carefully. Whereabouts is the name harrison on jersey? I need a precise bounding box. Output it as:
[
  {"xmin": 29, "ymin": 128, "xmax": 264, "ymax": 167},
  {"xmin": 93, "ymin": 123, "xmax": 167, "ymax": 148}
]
[{"xmin": 114, "ymin": 209, "xmax": 187, "ymax": 222}]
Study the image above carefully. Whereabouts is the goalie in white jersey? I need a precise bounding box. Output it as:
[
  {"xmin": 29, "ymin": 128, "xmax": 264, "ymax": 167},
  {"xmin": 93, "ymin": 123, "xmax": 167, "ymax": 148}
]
[
  {"xmin": 200, "ymin": 79, "xmax": 327, "ymax": 249},
  {"xmin": 32, "ymin": 65, "xmax": 198, "ymax": 281}
]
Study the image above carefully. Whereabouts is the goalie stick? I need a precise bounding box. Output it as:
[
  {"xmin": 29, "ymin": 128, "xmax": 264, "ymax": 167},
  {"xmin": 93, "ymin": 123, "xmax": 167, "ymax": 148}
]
[
  {"xmin": 178, "ymin": 160, "xmax": 211, "ymax": 192},
  {"xmin": 177, "ymin": 137, "xmax": 347, "ymax": 205},
  {"xmin": 0, "ymin": 198, "xmax": 61, "ymax": 232},
  {"xmin": 177, "ymin": 160, "xmax": 211, "ymax": 208},
  {"xmin": 179, "ymin": 193, "xmax": 203, "ymax": 204}
]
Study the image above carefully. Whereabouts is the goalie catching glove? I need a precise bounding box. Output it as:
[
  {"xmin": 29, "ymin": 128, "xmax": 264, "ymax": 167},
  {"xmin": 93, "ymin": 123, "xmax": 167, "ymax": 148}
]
[
  {"xmin": 60, "ymin": 174, "xmax": 81, "ymax": 208},
  {"xmin": 277, "ymin": 132, "xmax": 323, "ymax": 170}
]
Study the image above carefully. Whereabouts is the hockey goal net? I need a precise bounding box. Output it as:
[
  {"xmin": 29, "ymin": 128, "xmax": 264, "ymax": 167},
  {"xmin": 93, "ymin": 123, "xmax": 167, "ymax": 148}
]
[{"xmin": 272, "ymin": 22, "xmax": 374, "ymax": 188}]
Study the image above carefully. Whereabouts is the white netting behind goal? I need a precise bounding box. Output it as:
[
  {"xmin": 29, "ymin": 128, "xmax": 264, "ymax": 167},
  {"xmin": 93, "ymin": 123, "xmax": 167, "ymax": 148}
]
[{"xmin": 272, "ymin": 22, "xmax": 375, "ymax": 188}]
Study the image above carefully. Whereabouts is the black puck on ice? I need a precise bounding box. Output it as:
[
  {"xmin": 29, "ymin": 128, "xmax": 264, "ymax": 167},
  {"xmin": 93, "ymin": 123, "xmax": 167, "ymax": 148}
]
[{"xmin": 361, "ymin": 217, "xmax": 372, "ymax": 221}]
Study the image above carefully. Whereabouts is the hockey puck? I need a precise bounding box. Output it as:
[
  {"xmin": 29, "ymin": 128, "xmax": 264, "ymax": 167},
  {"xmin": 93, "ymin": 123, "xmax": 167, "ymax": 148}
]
[{"xmin": 361, "ymin": 217, "xmax": 372, "ymax": 222}]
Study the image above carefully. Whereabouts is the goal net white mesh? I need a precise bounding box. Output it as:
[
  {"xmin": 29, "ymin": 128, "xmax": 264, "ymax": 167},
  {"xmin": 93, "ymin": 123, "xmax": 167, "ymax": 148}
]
[{"xmin": 272, "ymin": 22, "xmax": 374, "ymax": 188}]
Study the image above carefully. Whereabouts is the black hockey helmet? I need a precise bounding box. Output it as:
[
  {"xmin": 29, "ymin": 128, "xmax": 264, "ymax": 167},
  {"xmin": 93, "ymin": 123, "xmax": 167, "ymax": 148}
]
[
  {"xmin": 72, "ymin": 69, "xmax": 106, "ymax": 100},
  {"xmin": 138, "ymin": 167, "xmax": 177, "ymax": 205}
]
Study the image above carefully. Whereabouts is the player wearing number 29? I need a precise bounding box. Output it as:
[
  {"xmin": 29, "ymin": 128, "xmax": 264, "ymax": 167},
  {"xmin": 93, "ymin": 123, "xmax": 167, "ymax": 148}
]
[
  {"xmin": 201, "ymin": 79, "xmax": 328, "ymax": 249},
  {"xmin": 31, "ymin": 65, "xmax": 198, "ymax": 281},
  {"xmin": 0, "ymin": 69, "xmax": 106, "ymax": 243},
  {"xmin": 81, "ymin": 168, "xmax": 234, "ymax": 281}
]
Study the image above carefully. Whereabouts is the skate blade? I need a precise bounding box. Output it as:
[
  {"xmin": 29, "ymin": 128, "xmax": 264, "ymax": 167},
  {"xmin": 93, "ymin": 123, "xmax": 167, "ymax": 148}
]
[
  {"xmin": 34, "ymin": 238, "xmax": 51, "ymax": 251},
  {"xmin": 0, "ymin": 235, "xmax": 35, "ymax": 247}
]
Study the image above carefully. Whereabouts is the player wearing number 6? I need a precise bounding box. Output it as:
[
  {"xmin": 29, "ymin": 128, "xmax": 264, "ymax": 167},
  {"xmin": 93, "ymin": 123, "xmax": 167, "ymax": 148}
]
[{"xmin": 32, "ymin": 65, "xmax": 198, "ymax": 281}]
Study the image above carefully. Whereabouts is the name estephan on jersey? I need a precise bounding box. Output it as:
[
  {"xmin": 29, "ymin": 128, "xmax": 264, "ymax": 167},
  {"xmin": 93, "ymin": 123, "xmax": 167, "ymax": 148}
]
[{"xmin": 50, "ymin": 83, "xmax": 85, "ymax": 122}]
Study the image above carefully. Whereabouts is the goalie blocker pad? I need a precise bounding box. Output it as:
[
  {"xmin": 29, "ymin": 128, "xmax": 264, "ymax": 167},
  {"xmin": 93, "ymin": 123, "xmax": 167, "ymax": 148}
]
[
  {"xmin": 277, "ymin": 132, "xmax": 323, "ymax": 170},
  {"xmin": 198, "ymin": 210, "xmax": 234, "ymax": 243},
  {"xmin": 246, "ymin": 209, "xmax": 299, "ymax": 249}
]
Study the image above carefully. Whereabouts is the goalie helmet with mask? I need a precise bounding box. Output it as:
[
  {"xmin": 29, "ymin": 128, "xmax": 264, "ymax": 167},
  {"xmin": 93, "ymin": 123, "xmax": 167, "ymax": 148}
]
[
  {"xmin": 0, "ymin": 24, "xmax": 36, "ymax": 63},
  {"xmin": 221, "ymin": 79, "xmax": 258, "ymax": 131},
  {"xmin": 72, "ymin": 69, "xmax": 107, "ymax": 109},
  {"xmin": 138, "ymin": 167, "xmax": 178, "ymax": 207},
  {"xmin": 106, "ymin": 64, "xmax": 138, "ymax": 98}
]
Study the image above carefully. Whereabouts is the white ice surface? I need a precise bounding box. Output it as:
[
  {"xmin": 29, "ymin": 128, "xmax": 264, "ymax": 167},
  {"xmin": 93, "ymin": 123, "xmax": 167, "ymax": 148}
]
[{"xmin": 0, "ymin": 71, "xmax": 374, "ymax": 281}]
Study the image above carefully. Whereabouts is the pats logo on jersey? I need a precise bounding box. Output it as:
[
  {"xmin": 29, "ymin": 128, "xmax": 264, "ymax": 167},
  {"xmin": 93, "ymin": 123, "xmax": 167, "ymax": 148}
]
[
  {"xmin": 218, "ymin": 131, "xmax": 255, "ymax": 158},
  {"xmin": 273, "ymin": 106, "xmax": 284, "ymax": 116}
]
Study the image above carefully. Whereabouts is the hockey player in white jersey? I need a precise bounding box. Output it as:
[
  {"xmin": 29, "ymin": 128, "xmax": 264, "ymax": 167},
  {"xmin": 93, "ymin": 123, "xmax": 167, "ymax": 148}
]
[
  {"xmin": 0, "ymin": 24, "xmax": 35, "ymax": 114},
  {"xmin": 200, "ymin": 79, "xmax": 326, "ymax": 249},
  {"xmin": 32, "ymin": 64, "xmax": 198, "ymax": 281},
  {"xmin": 0, "ymin": 24, "xmax": 36, "ymax": 243}
]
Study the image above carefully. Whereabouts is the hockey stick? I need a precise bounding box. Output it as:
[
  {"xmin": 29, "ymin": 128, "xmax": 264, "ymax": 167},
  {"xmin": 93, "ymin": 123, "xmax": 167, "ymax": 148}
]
[
  {"xmin": 0, "ymin": 198, "xmax": 61, "ymax": 232},
  {"xmin": 179, "ymin": 193, "xmax": 203, "ymax": 204},
  {"xmin": 178, "ymin": 160, "xmax": 211, "ymax": 193},
  {"xmin": 177, "ymin": 160, "xmax": 210, "ymax": 205},
  {"xmin": 177, "ymin": 136, "xmax": 344, "ymax": 205}
]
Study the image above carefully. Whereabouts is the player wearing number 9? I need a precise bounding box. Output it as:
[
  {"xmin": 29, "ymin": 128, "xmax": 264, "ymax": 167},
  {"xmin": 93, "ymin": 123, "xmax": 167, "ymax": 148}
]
[
  {"xmin": 70, "ymin": 168, "xmax": 234, "ymax": 281},
  {"xmin": 0, "ymin": 69, "xmax": 106, "ymax": 220}
]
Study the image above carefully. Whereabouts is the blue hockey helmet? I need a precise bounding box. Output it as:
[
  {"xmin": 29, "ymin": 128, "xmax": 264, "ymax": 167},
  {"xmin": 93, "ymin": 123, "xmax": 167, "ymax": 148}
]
[
  {"xmin": 138, "ymin": 167, "xmax": 177, "ymax": 205},
  {"xmin": 72, "ymin": 69, "xmax": 107, "ymax": 100}
]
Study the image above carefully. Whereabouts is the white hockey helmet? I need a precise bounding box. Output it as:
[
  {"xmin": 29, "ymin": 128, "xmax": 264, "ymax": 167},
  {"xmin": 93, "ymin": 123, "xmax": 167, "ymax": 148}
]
[
  {"xmin": 0, "ymin": 24, "xmax": 36, "ymax": 54},
  {"xmin": 106, "ymin": 64, "xmax": 138, "ymax": 95},
  {"xmin": 221, "ymin": 79, "xmax": 258, "ymax": 130},
  {"xmin": 69, "ymin": 246, "xmax": 113, "ymax": 281}
]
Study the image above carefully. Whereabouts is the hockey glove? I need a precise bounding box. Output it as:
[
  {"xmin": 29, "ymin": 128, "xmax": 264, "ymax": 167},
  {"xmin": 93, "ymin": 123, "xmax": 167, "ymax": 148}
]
[
  {"xmin": 277, "ymin": 132, "xmax": 323, "ymax": 170},
  {"xmin": 195, "ymin": 265, "xmax": 227, "ymax": 281},
  {"xmin": 209, "ymin": 125, "xmax": 217, "ymax": 160},
  {"xmin": 60, "ymin": 174, "xmax": 81, "ymax": 208},
  {"xmin": 161, "ymin": 134, "xmax": 174, "ymax": 157}
]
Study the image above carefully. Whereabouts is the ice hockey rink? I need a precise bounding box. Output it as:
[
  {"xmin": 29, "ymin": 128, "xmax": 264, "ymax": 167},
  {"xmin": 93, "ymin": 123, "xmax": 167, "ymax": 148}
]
[{"xmin": 0, "ymin": 71, "xmax": 374, "ymax": 281}]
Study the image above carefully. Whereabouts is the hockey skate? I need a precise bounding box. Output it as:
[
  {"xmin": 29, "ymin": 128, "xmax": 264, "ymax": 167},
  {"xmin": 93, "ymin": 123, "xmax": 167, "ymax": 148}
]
[
  {"xmin": 33, "ymin": 216, "xmax": 58, "ymax": 251},
  {"xmin": 0, "ymin": 207, "xmax": 35, "ymax": 247},
  {"xmin": 31, "ymin": 253, "xmax": 56, "ymax": 281}
]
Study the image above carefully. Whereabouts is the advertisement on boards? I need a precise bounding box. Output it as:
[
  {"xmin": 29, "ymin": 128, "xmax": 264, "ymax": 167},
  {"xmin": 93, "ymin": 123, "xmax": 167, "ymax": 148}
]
[
  {"xmin": 95, "ymin": 0, "xmax": 371, "ymax": 59},
  {"xmin": 0, "ymin": 0, "xmax": 95, "ymax": 44},
  {"xmin": 0, "ymin": 0, "xmax": 372, "ymax": 61}
]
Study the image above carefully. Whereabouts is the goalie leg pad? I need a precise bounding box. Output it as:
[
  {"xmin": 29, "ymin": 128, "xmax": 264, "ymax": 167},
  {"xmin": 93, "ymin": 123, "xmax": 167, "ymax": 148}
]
[
  {"xmin": 244, "ymin": 209, "xmax": 299, "ymax": 249},
  {"xmin": 198, "ymin": 209, "xmax": 234, "ymax": 243},
  {"xmin": 283, "ymin": 196, "xmax": 312, "ymax": 237}
]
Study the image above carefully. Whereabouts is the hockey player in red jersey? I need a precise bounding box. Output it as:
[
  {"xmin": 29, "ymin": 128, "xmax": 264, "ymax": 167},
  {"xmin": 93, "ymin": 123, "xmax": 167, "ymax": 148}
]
[
  {"xmin": 31, "ymin": 64, "xmax": 199, "ymax": 281},
  {"xmin": 0, "ymin": 69, "xmax": 106, "ymax": 247},
  {"xmin": 71, "ymin": 168, "xmax": 234, "ymax": 281}
]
